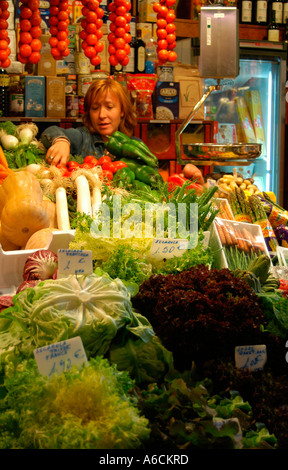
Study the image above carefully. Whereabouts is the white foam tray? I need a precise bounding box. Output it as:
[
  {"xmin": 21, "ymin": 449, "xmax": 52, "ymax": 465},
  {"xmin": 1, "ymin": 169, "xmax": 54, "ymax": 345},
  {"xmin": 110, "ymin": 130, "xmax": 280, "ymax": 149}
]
[{"xmin": 0, "ymin": 230, "xmax": 75, "ymax": 294}]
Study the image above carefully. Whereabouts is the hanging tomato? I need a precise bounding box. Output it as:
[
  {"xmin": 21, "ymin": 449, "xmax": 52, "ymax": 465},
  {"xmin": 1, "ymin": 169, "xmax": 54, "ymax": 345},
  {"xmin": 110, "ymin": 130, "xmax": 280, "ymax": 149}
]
[
  {"xmin": 79, "ymin": 0, "xmax": 104, "ymax": 66},
  {"xmin": 153, "ymin": 0, "xmax": 177, "ymax": 65},
  {"xmin": 0, "ymin": 0, "xmax": 10, "ymax": 68},
  {"xmin": 49, "ymin": 0, "xmax": 70, "ymax": 61},
  {"xmin": 107, "ymin": 0, "xmax": 131, "ymax": 68},
  {"xmin": 17, "ymin": 0, "xmax": 42, "ymax": 64}
]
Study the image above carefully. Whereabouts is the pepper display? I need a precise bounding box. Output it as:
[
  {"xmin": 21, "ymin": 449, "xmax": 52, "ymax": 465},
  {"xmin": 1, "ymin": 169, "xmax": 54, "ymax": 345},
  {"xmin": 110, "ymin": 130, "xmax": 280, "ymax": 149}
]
[
  {"xmin": 113, "ymin": 166, "xmax": 135, "ymax": 188},
  {"xmin": 134, "ymin": 165, "xmax": 163, "ymax": 186},
  {"xmin": 105, "ymin": 132, "xmax": 159, "ymax": 168}
]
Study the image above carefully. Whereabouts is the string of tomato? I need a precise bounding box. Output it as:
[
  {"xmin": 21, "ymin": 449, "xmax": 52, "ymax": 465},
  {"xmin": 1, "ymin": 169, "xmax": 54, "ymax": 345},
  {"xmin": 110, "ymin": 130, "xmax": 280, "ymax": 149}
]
[
  {"xmin": 0, "ymin": 0, "xmax": 11, "ymax": 68},
  {"xmin": 0, "ymin": 0, "xmax": 177, "ymax": 70},
  {"xmin": 17, "ymin": 0, "xmax": 43, "ymax": 65},
  {"xmin": 153, "ymin": 0, "xmax": 177, "ymax": 64}
]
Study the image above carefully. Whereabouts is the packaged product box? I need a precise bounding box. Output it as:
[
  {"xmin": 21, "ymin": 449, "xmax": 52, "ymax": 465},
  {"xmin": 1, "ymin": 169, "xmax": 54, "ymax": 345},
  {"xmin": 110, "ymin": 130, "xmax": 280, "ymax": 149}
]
[
  {"xmin": 37, "ymin": 35, "xmax": 57, "ymax": 76},
  {"xmin": 173, "ymin": 65, "xmax": 204, "ymax": 120},
  {"xmin": 66, "ymin": 95, "xmax": 79, "ymax": 117},
  {"xmin": 25, "ymin": 76, "xmax": 45, "ymax": 117},
  {"xmin": 155, "ymin": 81, "xmax": 179, "ymax": 120},
  {"xmin": 245, "ymin": 89, "xmax": 265, "ymax": 146},
  {"xmin": 138, "ymin": 0, "xmax": 157, "ymax": 22},
  {"xmin": 136, "ymin": 23, "xmax": 153, "ymax": 42},
  {"xmin": 73, "ymin": 0, "xmax": 83, "ymax": 23},
  {"xmin": 46, "ymin": 76, "xmax": 66, "ymax": 118},
  {"xmin": 216, "ymin": 123, "xmax": 238, "ymax": 143},
  {"xmin": 235, "ymin": 95, "xmax": 256, "ymax": 143}
]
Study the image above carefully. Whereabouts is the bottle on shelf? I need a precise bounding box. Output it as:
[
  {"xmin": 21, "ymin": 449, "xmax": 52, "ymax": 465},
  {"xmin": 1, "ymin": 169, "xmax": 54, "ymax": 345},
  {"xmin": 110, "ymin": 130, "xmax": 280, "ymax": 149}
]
[
  {"xmin": 134, "ymin": 29, "xmax": 146, "ymax": 74},
  {"xmin": 123, "ymin": 16, "xmax": 136, "ymax": 74},
  {"xmin": 239, "ymin": 0, "xmax": 253, "ymax": 24},
  {"xmin": 9, "ymin": 75, "xmax": 24, "ymax": 117},
  {"xmin": 145, "ymin": 36, "xmax": 157, "ymax": 74},
  {"xmin": 253, "ymin": 0, "xmax": 268, "ymax": 25},
  {"xmin": 268, "ymin": 8, "xmax": 281, "ymax": 40},
  {"xmin": 269, "ymin": 0, "xmax": 284, "ymax": 25},
  {"xmin": 0, "ymin": 68, "xmax": 10, "ymax": 117}
]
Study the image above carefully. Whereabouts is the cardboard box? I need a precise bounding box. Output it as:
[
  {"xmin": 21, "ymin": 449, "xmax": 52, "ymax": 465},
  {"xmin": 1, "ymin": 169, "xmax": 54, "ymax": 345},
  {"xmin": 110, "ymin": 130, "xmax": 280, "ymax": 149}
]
[
  {"xmin": 46, "ymin": 76, "xmax": 66, "ymax": 118},
  {"xmin": 37, "ymin": 35, "xmax": 57, "ymax": 76},
  {"xmin": 155, "ymin": 81, "xmax": 179, "ymax": 120},
  {"xmin": 173, "ymin": 65, "xmax": 204, "ymax": 120},
  {"xmin": 136, "ymin": 23, "xmax": 153, "ymax": 43},
  {"xmin": 138, "ymin": 0, "xmax": 157, "ymax": 22},
  {"xmin": 25, "ymin": 76, "xmax": 45, "ymax": 117}
]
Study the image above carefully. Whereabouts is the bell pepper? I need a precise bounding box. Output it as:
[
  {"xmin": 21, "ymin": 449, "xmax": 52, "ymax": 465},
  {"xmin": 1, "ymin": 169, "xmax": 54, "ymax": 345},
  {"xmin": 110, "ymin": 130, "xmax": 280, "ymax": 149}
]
[
  {"xmin": 134, "ymin": 165, "xmax": 163, "ymax": 187},
  {"xmin": 113, "ymin": 131, "xmax": 158, "ymax": 164},
  {"xmin": 105, "ymin": 136, "xmax": 124, "ymax": 158},
  {"xmin": 168, "ymin": 174, "xmax": 203, "ymax": 195},
  {"xmin": 113, "ymin": 167, "xmax": 135, "ymax": 188},
  {"xmin": 111, "ymin": 131, "xmax": 130, "ymax": 144}
]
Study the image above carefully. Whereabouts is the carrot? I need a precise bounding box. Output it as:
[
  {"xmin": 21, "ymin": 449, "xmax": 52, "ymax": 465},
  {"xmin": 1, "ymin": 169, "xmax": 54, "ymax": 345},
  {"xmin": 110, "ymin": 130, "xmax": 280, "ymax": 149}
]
[{"xmin": 0, "ymin": 145, "xmax": 9, "ymax": 169}]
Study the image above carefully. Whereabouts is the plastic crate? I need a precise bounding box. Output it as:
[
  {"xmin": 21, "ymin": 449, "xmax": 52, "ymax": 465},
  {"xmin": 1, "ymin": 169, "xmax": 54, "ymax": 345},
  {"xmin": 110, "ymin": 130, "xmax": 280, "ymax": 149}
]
[{"xmin": 0, "ymin": 230, "xmax": 75, "ymax": 294}]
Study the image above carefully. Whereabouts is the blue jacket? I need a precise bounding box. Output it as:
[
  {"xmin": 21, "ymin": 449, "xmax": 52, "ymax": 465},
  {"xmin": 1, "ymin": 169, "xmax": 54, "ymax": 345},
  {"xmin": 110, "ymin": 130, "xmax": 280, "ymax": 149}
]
[{"xmin": 40, "ymin": 125, "xmax": 106, "ymax": 159}]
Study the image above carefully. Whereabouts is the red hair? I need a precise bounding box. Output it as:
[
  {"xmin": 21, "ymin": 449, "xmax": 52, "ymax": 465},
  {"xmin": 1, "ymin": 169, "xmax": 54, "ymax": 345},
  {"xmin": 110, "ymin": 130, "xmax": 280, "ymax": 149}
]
[{"xmin": 82, "ymin": 78, "xmax": 137, "ymax": 137}]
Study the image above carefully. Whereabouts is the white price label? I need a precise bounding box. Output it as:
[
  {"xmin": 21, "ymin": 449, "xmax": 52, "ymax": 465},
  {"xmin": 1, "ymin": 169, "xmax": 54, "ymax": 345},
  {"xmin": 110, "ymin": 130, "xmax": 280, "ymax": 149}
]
[
  {"xmin": 149, "ymin": 238, "xmax": 189, "ymax": 261},
  {"xmin": 34, "ymin": 336, "xmax": 88, "ymax": 377},
  {"xmin": 57, "ymin": 249, "xmax": 93, "ymax": 277},
  {"xmin": 235, "ymin": 345, "xmax": 267, "ymax": 372}
]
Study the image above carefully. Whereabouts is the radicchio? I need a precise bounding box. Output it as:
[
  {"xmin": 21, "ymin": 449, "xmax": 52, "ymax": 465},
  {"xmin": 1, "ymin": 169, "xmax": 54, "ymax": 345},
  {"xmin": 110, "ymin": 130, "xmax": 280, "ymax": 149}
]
[
  {"xmin": 16, "ymin": 279, "xmax": 40, "ymax": 293},
  {"xmin": 23, "ymin": 250, "xmax": 58, "ymax": 281},
  {"xmin": 0, "ymin": 295, "xmax": 14, "ymax": 312}
]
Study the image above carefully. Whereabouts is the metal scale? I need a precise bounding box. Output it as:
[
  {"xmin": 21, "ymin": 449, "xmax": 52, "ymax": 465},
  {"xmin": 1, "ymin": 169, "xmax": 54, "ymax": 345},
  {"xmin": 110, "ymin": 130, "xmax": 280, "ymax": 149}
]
[{"xmin": 175, "ymin": 1, "xmax": 262, "ymax": 166}]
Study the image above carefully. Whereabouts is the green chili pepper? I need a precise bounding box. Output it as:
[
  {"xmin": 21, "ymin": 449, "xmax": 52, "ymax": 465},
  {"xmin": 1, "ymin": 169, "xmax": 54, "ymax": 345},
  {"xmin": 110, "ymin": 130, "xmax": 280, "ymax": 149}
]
[
  {"xmin": 130, "ymin": 139, "xmax": 159, "ymax": 164},
  {"xmin": 120, "ymin": 158, "xmax": 143, "ymax": 173},
  {"xmin": 113, "ymin": 167, "xmax": 135, "ymax": 188},
  {"xmin": 111, "ymin": 131, "xmax": 131, "ymax": 144},
  {"xmin": 105, "ymin": 136, "xmax": 124, "ymax": 158},
  {"xmin": 122, "ymin": 142, "xmax": 158, "ymax": 168},
  {"xmin": 134, "ymin": 165, "xmax": 163, "ymax": 186},
  {"xmin": 132, "ymin": 179, "xmax": 151, "ymax": 192}
]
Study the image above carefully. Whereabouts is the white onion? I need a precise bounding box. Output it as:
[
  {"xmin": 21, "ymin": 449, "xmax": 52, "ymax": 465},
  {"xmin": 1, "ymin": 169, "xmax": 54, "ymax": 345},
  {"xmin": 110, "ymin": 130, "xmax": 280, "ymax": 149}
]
[{"xmin": 0, "ymin": 134, "xmax": 19, "ymax": 150}]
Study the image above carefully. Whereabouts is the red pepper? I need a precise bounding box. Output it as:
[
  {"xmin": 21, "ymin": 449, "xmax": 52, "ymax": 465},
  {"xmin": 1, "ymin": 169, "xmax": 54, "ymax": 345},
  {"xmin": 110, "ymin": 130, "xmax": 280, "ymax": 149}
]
[
  {"xmin": 98, "ymin": 155, "xmax": 111, "ymax": 166},
  {"xmin": 84, "ymin": 155, "xmax": 98, "ymax": 165},
  {"xmin": 167, "ymin": 174, "xmax": 187, "ymax": 191},
  {"xmin": 187, "ymin": 182, "xmax": 203, "ymax": 195}
]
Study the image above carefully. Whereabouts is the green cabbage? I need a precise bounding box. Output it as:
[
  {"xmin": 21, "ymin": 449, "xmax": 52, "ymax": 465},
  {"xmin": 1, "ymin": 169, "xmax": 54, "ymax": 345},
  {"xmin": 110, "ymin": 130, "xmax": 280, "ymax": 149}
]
[{"xmin": 0, "ymin": 273, "xmax": 173, "ymax": 384}]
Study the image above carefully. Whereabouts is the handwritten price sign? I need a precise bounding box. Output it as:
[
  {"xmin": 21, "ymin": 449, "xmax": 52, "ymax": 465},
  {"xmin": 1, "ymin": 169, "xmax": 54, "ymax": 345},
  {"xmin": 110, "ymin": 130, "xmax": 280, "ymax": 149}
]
[
  {"xmin": 57, "ymin": 249, "xmax": 93, "ymax": 277},
  {"xmin": 149, "ymin": 238, "xmax": 189, "ymax": 261},
  {"xmin": 34, "ymin": 336, "xmax": 88, "ymax": 377},
  {"xmin": 235, "ymin": 345, "xmax": 267, "ymax": 372}
]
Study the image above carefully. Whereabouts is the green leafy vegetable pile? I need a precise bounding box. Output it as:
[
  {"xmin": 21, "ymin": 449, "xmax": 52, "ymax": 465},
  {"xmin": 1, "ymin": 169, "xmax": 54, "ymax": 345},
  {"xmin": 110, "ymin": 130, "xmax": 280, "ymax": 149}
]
[
  {"xmin": 0, "ymin": 273, "xmax": 173, "ymax": 385},
  {"xmin": 0, "ymin": 357, "xmax": 150, "ymax": 449}
]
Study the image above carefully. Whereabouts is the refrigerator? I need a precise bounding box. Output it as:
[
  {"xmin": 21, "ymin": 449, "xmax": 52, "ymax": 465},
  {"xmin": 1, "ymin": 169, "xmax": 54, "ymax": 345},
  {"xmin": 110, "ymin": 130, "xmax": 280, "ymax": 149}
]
[{"xmin": 202, "ymin": 39, "xmax": 287, "ymax": 206}]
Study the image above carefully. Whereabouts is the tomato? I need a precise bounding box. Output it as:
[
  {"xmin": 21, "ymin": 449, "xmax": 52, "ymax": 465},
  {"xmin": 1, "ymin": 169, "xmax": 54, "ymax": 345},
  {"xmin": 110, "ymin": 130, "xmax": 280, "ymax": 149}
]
[
  {"xmin": 19, "ymin": 43, "xmax": 32, "ymax": 57},
  {"xmin": 90, "ymin": 54, "xmax": 101, "ymax": 66},
  {"xmin": 157, "ymin": 28, "xmax": 167, "ymax": 39},
  {"xmin": 86, "ymin": 10, "xmax": 97, "ymax": 22},
  {"xmin": 86, "ymin": 33, "xmax": 98, "ymax": 45},
  {"xmin": 101, "ymin": 170, "xmax": 113, "ymax": 180},
  {"xmin": 84, "ymin": 46, "xmax": 97, "ymax": 58},
  {"xmin": 80, "ymin": 162, "xmax": 95, "ymax": 169},
  {"xmin": 113, "ymin": 161, "xmax": 127, "ymax": 170},
  {"xmin": 30, "ymin": 25, "xmax": 42, "ymax": 38},
  {"xmin": 0, "ymin": 39, "xmax": 8, "ymax": 49},
  {"xmin": 85, "ymin": 22, "xmax": 97, "ymax": 34},
  {"xmin": 115, "ymin": 48, "xmax": 126, "ymax": 62},
  {"xmin": 28, "ymin": 51, "xmax": 41, "ymax": 63},
  {"xmin": 109, "ymin": 54, "xmax": 118, "ymax": 66},
  {"xmin": 20, "ymin": 6, "xmax": 32, "ymax": 18},
  {"xmin": 84, "ymin": 155, "xmax": 98, "ymax": 165},
  {"xmin": 98, "ymin": 155, "xmax": 111, "ymax": 165},
  {"xmin": 0, "ymin": 18, "xmax": 8, "ymax": 28},
  {"xmin": 0, "ymin": 29, "xmax": 8, "ymax": 39},
  {"xmin": 101, "ymin": 162, "xmax": 118, "ymax": 174},
  {"xmin": 30, "ymin": 38, "xmax": 42, "ymax": 51},
  {"xmin": 168, "ymin": 50, "xmax": 177, "ymax": 62},
  {"xmin": 1, "ymin": 57, "xmax": 10, "ymax": 68},
  {"xmin": 113, "ymin": 36, "xmax": 125, "ymax": 49},
  {"xmin": 0, "ymin": 49, "xmax": 8, "ymax": 61},
  {"xmin": 56, "ymin": 164, "xmax": 70, "ymax": 177},
  {"xmin": 20, "ymin": 31, "xmax": 32, "ymax": 43},
  {"xmin": 67, "ymin": 161, "xmax": 80, "ymax": 170}
]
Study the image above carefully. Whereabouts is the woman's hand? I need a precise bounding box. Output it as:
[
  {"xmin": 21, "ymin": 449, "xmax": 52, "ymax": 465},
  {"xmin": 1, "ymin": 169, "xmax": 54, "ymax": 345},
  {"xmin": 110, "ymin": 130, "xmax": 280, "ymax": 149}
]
[{"xmin": 45, "ymin": 139, "xmax": 70, "ymax": 166}]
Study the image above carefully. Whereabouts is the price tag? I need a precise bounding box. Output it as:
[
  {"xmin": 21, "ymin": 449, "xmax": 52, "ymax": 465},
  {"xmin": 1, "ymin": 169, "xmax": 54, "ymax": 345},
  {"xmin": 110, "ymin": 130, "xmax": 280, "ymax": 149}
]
[
  {"xmin": 235, "ymin": 345, "xmax": 267, "ymax": 372},
  {"xmin": 33, "ymin": 336, "xmax": 88, "ymax": 377},
  {"xmin": 57, "ymin": 249, "xmax": 93, "ymax": 277},
  {"xmin": 149, "ymin": 238, "xmax": 189, "ymax": 261}
]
